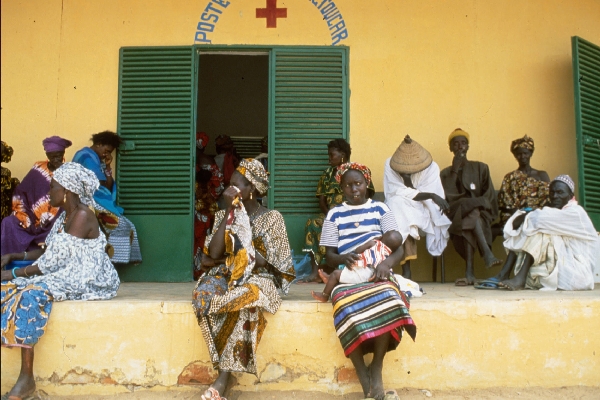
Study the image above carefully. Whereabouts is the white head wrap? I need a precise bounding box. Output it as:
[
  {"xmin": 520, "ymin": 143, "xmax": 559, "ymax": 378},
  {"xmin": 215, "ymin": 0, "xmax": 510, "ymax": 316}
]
[{"xmin": 53, "ymin": 162, "xmax": 99, "ymax": 206}]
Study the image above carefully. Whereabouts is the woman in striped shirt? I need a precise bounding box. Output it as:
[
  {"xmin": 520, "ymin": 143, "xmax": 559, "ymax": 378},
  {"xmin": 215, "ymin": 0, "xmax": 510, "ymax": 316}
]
[{"xmin": 315, "ymin": 162, "xmax": 416, "ymax": 400}]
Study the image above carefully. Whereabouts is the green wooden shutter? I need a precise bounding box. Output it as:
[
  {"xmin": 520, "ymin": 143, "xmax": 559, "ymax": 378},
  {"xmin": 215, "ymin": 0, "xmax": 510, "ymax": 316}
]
[
  {"xmin": 116, "ymin": 46, "xmax": 196, "ymax": 281},
  {"xmin": 270, "ymin": 47, "xmax": 349, "ymax": 252},
  {"xmin": 572, "ymin": 37, "xmax": 600, "ymax": 230}
]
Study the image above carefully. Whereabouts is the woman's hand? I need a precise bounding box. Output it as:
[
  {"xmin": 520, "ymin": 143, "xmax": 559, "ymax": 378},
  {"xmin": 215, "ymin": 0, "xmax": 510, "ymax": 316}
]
[
  {"xmin": 1, "ymin": 269, "xmax": 14, "ymax": 281},
  {"xmin": 1, "ymin": 253, "xmax": 14, "ymax": 268},
  {"xmin": 372, "ymin": 260, "xmax": 393, "ymax": 282},
  {"xmin": 200, "ymin": 254, "xmax": 216, "ymax": 270},
  {"xmin": 255, "ymin": 252, "xmax": 267, "ymax": 269},
  {"xmin": 221, "ymin": 186, "xmax": 241, "ymax": 209},
  {"xmin": 340, "ymin": 252, "xmax": 361, "ymax": 269}
]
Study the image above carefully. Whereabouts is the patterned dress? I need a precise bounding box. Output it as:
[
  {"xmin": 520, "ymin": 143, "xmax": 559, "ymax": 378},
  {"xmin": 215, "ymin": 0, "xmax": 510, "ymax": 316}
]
[
  {"xmin": 193, "ymin": 163, "xmax": 224, "ymax": 279},
  {"xmin": 192, "ymin": 208, "xmax": 295, "ymax": 375},
  {"xmin": 1, "ymin": 212, "xmax": 120, "ymax": 347},
  {"xmin": 1, "ymin": 141, "xmax": 19, "ymax": 222},
  {"xmin": 304, "ymin": 166, "xmax": 347, "ymax": 264},
  {"xmin": 1, "ymin": 161, "xmax": 60, "ymax": 255},
  {"xmin": 497, "ymin": 170, "xmax": 549, "ymax": 225}
]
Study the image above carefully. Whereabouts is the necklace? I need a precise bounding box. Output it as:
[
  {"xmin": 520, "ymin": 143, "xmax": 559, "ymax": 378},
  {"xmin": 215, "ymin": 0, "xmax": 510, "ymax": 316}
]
[{"xmin": 345, "ymin": 203, "xmax": 365, "ymax": 228}]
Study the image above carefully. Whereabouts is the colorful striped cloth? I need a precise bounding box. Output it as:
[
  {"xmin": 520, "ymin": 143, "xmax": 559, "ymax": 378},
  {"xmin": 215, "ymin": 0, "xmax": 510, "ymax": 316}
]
[{"xmin": 332, "ymin": 281, "xmax": 416, "ymax": 357}]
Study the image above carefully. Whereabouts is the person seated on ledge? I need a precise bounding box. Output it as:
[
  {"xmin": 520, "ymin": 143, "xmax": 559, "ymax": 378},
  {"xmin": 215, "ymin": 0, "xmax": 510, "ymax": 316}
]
[
  {"xmin": 496, "ymin": 135, "xmax": 550, "ymax": 233},
  {"xmin": 384, "ymin": 135, "xmax": 451, "ymax": 279},
  {"xmin": 1, "ymin": 136, "xmax": 72, "ymax": 257},
  {"xmin": 72, "ymin": 131, "xmax": 141, "ymax": 264},
  {"xmin": 192, "ymin": 159, "xmax": 295, "ymax": 400},
  {"xmin": 1, "ymin": 163, "xmax": 120, "ymax": 400},
  {"xmin": 1, "ymin": 141, "xmax": 20, "ymax": 221},
  {"xmin": 314, "ymin": 162, "xmax": 416, "ymax": 400},
  {"xmin": 496, "ymin": 175, "xmax": 597, "ymax": 291},
  {"xmin": 301, "ymin": 139, "xmax": 376, "ymax": 283},
  {"xmin": 440, "ymin": 128, "xmax": 503, "ymax": 286}
]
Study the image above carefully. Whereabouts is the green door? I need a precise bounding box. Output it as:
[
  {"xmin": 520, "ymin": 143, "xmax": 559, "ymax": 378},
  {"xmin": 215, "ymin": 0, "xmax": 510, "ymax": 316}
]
[
  {"xmin": 116, "ymin": 46, "xmax": 196, "ymax": 281},
  {"xmin": 572, "ymin": 37, "xmax": 600, "ymax": 230},
  {"xmin": 269, "ymin": 47, "xmax": 349, "ymax": 252}
]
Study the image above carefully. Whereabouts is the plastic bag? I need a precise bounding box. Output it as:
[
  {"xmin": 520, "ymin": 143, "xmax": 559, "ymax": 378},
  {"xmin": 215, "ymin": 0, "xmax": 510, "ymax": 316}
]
[{"xmin": 291, "ymin": 250, "xmax": 312, "ymax": 282}]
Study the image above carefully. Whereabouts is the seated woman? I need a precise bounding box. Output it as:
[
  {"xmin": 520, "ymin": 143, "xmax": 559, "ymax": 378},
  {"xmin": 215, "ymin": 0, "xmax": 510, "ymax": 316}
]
[
  {"xmin": 1, "ymin": 136, "xmax": 72, "ymax": 256},
  {"xmin": 193, "ymin": 132, "xmax": 224, "ymax": 280},
  {"xmin": 192, "ymin": 159, "xmax": 295, "ymax": 400},
  {"xmin": 499, "ymin": 175, "xmax": 597, "ymax": 291},
  {"xmin": 72, "ymin": 131, "xmax": 141, "ymax": 264},
  {"xmin": 301, "ymin": 139, "xmax": 375, "ymax": 283},
  {"xmin": 1, "ymin": 163, "xmax": 120, "ymax": 400},
  {"xmin": 1, "ymin": 141, "xmax": 20, "ymax": 221},
  {"xmin": 318, "ymin": 162, "xmax": 417, "ymax": 400}
]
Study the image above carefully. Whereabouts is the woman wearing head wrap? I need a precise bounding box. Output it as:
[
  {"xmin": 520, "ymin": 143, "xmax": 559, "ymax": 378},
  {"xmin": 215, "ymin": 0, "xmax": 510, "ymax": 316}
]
[
  {"xmin": 72, "ymin": 131, "xmax": 141, "ymax": 264},
  {"xmin": 300, "ymin": 139, "xmax": 375, "ymax": 283},
  {"xmin": 1, "ymin": 141, "xmax": 20, "ymax": 221},
  {"xmin": 1, "ymin": 136, "xmax": 72, "ymax": 256},
  {"xmin": 192, "ymin": 159, "xmax": 295, "ymax": 400},
  {"xmin": 214, "ymin": 134, "xmax": 240, "ymax": 186},
  {"xmin": 497, "ymin": 135, "xmax": 550, "ymax": 225},
  {"xmin": 316, "ymin": 162, "xmax": 416, "ymax": 400},
  {"xmin": 1, "ymin": 162, "xmax": 120, "ymax": 400},
  {"xmin": 194, "ymin": 132, "xmax": 224, "ymax": 279},
  {"xmin": 492, "ymin": 175, "xmax": 597, "ymax": 291}
]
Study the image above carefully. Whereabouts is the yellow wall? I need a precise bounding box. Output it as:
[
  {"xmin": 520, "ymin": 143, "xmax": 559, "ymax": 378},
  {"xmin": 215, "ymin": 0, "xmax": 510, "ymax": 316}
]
[
  {"xmin": 2, "ymin": 1, "xmax": 599, "ymax": 280},
  {"xmin": 2, "ymin": 0, "xmax": 599, "ymax": 182}
]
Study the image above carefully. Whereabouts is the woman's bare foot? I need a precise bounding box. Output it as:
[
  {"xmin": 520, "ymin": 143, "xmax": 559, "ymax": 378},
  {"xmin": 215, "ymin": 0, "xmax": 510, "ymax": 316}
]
[
  {"xmin": 317, "ymin": 269, "xmax": 330, "ymax": 284},
  {"xmin": 499, "ymin": 276, "xmax": 526, "ymax": 291},
  {"xmin": 311, "ymin": 290, "xmax": 330, "ymax": 302},
  {"xmin": 369, "ymin": 364, "xmax": 385, "ymax": 400},
  {"xmin": 8, "ymin": 374, "xmax": 36, "ymax": 399},
  {"xmin": 484, "ymin": 253, "xmax": 503, "ymax": 269}
]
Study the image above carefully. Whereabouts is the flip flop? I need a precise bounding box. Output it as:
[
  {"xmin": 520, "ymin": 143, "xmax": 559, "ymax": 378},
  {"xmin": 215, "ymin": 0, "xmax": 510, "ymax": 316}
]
[
  {"xmin": 476, "ymin": 277, "xmax": 501, "ymax": 285},
  {"xmin": 383, "ymin": 389, "xmax": 400, "ymax": 400},
  {"xmin": 474, "ymin": 281, "xmax": 501, "ymax": 290},
  {"xmin": 455, "ymin": 277, "xmax": 473, "ymax": 286}
]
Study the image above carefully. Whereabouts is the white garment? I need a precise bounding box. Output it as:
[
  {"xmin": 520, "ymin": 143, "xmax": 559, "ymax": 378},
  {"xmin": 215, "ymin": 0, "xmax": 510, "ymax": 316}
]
[
  {"xmin": 503, "ymin": 200, "xmax": 597, "ymax": 291},
  {"xmin": 383, "ymin": 158, "xmax": 451, "ymax": 256},
  {"xmin": 214, "ymin": 153, "xmax": 225, "ymax": 172},
  {"xmin": 339, "ymin": 266, "xmax": 374, "ymax": 284}
]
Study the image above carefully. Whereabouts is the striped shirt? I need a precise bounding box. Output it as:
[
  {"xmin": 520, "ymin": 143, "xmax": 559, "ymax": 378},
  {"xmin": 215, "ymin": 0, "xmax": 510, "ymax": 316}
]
[{"xmin": 320, "ymin": 199, "xmax": 399, "ymax": 254}]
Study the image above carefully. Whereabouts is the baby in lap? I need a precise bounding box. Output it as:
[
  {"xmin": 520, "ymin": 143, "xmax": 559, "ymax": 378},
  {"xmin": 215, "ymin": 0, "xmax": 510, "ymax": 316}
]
[{"xmin": 311, "ymin": 238, "xmax": 391, "ymax": 302}]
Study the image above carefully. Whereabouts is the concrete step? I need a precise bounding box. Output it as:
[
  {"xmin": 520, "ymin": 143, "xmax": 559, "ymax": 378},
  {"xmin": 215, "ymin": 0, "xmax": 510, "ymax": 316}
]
[{"xmin": 2, "ymin": 283, "xmax": 599, "ymax": 397}]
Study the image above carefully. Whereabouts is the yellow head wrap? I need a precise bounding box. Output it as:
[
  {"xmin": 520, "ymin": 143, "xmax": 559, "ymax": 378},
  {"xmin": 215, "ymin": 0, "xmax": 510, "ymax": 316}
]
[{"xmin": 448, "ymin": 128, "xmax": 470, "ymax": 146}]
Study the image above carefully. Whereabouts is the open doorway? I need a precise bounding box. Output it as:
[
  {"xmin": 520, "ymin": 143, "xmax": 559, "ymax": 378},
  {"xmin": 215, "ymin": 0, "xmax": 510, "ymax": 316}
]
[{"xmin": 193, "ymin": 52, "xmax": 269, "ymax": 278}]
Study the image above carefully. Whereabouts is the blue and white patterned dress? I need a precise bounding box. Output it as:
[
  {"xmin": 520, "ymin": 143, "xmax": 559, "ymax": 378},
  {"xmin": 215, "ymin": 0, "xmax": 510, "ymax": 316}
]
[{"xmin": 1, "ymin": 212, "xmax": 120, "ymax": 347}]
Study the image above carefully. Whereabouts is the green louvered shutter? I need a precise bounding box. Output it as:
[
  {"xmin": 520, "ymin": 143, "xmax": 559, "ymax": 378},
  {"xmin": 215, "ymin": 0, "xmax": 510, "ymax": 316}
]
[
  {"xmin": 116, "ymin": 46, "xmax": 196, "ymax": 281},
  {"xmin": 270, "ymin": 47, "xmax": 349, "ymax": 252},
  {"xmin": 572, "ymin": 37, "xmax": 600, "ymax": 230}
]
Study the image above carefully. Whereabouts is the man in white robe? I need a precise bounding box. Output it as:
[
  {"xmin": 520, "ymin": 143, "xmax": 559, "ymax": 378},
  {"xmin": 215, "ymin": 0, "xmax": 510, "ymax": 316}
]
[
  {"xmin": 500, "ymin": 175, "xmax": 597, "ymax": 291},
  {"xmin": 384, "ymin": 135, "xmax": 451, "ymax": 278}
]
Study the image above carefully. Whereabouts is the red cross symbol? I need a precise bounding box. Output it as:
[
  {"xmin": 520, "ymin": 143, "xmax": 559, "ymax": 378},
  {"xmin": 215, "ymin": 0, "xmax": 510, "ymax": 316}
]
[{"xmin": 256, "ymin": 0, "xmax": 287, "ymax": 28}]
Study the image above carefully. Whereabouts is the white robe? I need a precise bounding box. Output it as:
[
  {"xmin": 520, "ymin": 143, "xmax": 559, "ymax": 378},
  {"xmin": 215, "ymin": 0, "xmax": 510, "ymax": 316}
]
[
  {"xmin": 383, "ymin": 158, "xmax": 451, "ymax": 256},
  {"xmin": 503, "ymin": 200, "xmax": 598, "ymax": 291}
]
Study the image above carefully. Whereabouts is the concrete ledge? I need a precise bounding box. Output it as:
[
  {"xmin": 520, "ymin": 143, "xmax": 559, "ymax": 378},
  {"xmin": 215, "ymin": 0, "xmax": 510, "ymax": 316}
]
[{"xmin": 2, "ymin": 283, "xmax": 599, "ymax": 396}]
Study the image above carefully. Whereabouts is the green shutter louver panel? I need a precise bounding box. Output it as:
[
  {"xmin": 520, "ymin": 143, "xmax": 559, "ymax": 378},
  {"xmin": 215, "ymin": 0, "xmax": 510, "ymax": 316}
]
[
  {"xmin": 572, "ymin": 37, "xmax": 600, "ymax": 230},
  {"xmin": 116, "ymin": 46, "xmax": 196, "ymax": 282},
  {"xmin": 117, "ymin": 47, "xmax": 196, "ymax": 215},
  {"xmin": 270, "ymin": 48, "xmax": 348, "ymax": 216}
]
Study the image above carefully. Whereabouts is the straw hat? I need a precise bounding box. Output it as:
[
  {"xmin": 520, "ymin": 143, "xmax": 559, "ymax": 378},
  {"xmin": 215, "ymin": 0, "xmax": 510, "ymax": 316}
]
[{"xmin": 389, "ymin": 135, "xmax": 433, "ymax": 174}]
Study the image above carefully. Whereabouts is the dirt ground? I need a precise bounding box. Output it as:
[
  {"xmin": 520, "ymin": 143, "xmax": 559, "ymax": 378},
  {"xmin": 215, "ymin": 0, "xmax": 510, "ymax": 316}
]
[{"xmin": 39, "ymin": 386, "xmax": 600, "ymax": 399}]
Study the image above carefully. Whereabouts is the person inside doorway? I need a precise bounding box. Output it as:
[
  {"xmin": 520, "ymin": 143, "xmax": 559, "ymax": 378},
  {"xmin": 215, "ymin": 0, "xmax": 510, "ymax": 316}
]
[{"xmin": 214, "ymin": 134, "xmax": 240, "ymax": 186}]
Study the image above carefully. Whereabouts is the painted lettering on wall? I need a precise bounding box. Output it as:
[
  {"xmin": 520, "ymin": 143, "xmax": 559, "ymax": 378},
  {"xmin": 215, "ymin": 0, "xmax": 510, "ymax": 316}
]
[
  {"xmin": 195, "ymin": 0, "xmax": 231, "ymax": 44},
  {"xmin": 309, "ymin": 0, "xmax": 348, "ymax": 45},
  {"xmin": 194, "ymin": 0, "xmax": 349, "ymax": 46}
]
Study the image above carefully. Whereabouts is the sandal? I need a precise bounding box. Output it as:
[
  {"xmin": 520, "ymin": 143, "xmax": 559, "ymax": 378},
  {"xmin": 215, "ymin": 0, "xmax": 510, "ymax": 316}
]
[{"xmin": 201, "ymin": 387, "xmax": 227, "ymax": 400}]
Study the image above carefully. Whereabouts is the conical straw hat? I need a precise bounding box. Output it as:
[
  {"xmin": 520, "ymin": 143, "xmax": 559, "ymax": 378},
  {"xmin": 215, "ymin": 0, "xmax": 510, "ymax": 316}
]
[{"xmin": 389, "ymin": 135, "xmax": 433, "ymax": 174}]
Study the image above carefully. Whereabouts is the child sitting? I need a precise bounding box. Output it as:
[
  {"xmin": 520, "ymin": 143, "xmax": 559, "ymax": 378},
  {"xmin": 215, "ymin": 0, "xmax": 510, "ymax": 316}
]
[{"xmin": 311, "ymin": 238, "xmax": 391, "ymax": 302}]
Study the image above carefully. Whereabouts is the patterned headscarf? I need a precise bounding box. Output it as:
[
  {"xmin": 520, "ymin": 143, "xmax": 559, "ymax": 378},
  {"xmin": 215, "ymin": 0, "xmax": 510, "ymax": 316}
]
[
  {"xmin": 53, "ymin": 162, "xmax": 100, "ymax": 207},
  {"xmin": 335, "ymin": 162, "xmax": 372, "ymax": 186},
  {"xmin": 551, "ymin": 174, "xmax": 575, "ymax": 194},
  {"xmin": 196, "ymin": 132, "xmax": 209, "ymax": 150},
  {"xmin": 511, "ymin": 135, "xmax": 535, "ymax": 153},
  {"xmin": 1, "ymin": 141, "xmax": 14, "ymax": 163},
  {"xmin": 236, "ymin": 158, "xmax": 270, "ymax": 195}
]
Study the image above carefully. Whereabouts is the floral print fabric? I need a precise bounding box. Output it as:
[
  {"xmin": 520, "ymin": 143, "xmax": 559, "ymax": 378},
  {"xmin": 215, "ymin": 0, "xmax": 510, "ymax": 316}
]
[{"xmin": 498, "ymin": 170, "xmax": 549, "ymax": 224}]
